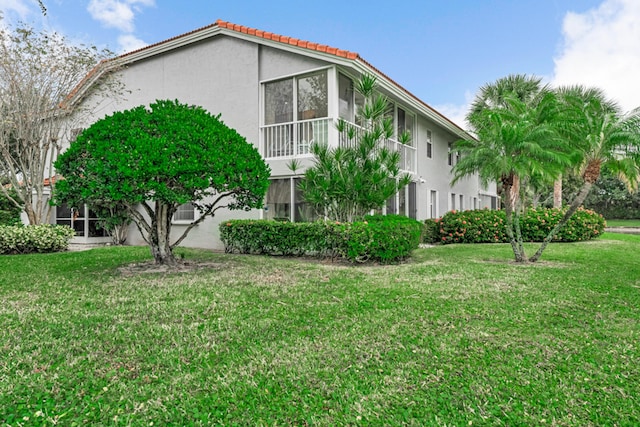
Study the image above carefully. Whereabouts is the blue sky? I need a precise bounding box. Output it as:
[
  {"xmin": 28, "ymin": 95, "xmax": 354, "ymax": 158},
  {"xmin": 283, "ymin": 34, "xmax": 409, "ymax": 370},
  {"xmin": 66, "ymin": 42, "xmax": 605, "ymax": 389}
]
[{"xmin": 2, "ymin": 0, "xmax": 638, "ymax": 126}]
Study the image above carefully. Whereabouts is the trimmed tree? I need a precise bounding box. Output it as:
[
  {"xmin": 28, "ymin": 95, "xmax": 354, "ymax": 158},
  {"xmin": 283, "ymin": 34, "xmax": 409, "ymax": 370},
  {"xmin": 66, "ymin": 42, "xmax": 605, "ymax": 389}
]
[{"xmin": 53, "ymin": 100, "xmax": 270, "ymax": 265}]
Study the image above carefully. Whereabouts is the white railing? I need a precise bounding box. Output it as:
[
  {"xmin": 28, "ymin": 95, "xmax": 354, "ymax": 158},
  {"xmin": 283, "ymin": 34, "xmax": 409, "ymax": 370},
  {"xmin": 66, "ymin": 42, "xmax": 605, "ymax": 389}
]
[
  {"xmin": 339, "ymin": 121, "xmax": 417, "ymax": 174},
  {"xmin": 262, "ymin": 118, "xmax": 416, "ymax": 174},
  {"xmin": 262, "ymin": 118, "xmax": 330, "ymax": 158}
]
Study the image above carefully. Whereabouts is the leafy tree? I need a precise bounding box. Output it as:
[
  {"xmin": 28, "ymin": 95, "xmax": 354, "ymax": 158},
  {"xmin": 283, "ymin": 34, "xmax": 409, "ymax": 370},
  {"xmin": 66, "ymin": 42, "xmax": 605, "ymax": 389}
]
[
  {"xmin": 53, "ymin": 100, "xmax": 270, "ymax": 265},
  {"xmin": 529, "ymin": 86, "xmax": 640, "ymax": 261},
  {"xmin": 453, "ymin": 74, "xmax": 570, "ymax": 262},
  {"xmin": 293, "ymin": 74, "xmax": 411, "ymax": 222},
  {"xmin": 0, "ymin": 19, "xmax": 117, "ymax": 224},
  {"xmin": 563, "ymin": 172, "xmax": 640, "ymax": 219}
]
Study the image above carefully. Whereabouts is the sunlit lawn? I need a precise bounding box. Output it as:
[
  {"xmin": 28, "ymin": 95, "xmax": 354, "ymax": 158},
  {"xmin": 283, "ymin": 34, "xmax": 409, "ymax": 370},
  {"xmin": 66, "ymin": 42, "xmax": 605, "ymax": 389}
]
[
  {"xmin": 1, "ymin": 233, "xmax": 639, "ymax": 426},
  {"xmin": 606, "ymin": 218, "xmax": 640, "ymax": 227}
]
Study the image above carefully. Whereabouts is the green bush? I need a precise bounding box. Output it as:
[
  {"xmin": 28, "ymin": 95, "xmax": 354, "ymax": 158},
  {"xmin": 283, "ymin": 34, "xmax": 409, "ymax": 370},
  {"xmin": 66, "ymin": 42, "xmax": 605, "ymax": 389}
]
[
  {"xmin": 439, "ymin": 209, "xmax": 507, "ymax": 244},
  {"xmin": 437, "ymin": 208, "xmax": 605, "ymax": 244},
  {"xmin": 0, "ymin": 190, "xmax": 22, "ymax": 226},
  {"xmin": 219, "ymin": 220, "xmax": 336, "ymax": 257},
  {"xmin": 338, "ymin": 215, "xmax": 422, "ymax": 262},
  {"xmin": 422, "ymin": 219, "xmax": 440, "ymax": 244},
  {"xmin": 219, "ymin": 215, "xmax": 422, "ymax": 263},
  {"xmin": 0, "ymin": 225, "xmax": 75, "ymax": 254}
]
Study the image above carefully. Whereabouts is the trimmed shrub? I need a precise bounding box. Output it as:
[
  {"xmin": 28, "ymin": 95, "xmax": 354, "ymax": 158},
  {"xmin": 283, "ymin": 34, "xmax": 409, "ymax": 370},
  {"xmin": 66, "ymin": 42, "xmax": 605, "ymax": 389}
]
[
  {"xmin": 437, "ymin": 207, "xmax": 605, "ymax": 245},
  {"xmin": 422, "ymin": 219, "xmax": 440, "ymax": 244},
  {"xmin": 219, "ymin": 215, "xmax": 422, "ymax": 263},
  {"xmin": 438, "ymin": 209, "xmax": 507, "ymax": 244},
  {"xmin": 338, "ymin": 215, "xmax": 423, "ymax": 262},
  {"xmin": 0, "ymin": 224, "xmax": 75, "ymax": 254},
  {"xmin": 219, "ymin": 220, "xmax": 336, "ymax": 257}
]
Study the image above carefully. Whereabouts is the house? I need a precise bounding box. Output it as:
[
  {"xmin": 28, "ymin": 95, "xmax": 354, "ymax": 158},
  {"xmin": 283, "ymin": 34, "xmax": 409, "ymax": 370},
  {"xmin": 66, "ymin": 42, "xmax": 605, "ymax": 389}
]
[{"xmin": 58, "ymin": 19, "xmax": 498, "ymax": 248}]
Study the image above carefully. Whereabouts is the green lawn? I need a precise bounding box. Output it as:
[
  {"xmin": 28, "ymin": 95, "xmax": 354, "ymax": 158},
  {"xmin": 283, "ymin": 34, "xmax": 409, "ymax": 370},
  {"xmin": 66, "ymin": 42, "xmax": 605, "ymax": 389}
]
[
  {"xmin": 1, "ymin": 234, "xmax": 640, "ymax": 426},
  {"xmin": 606, "ymin": 218, "xmax": 640, "ymax": 227}
]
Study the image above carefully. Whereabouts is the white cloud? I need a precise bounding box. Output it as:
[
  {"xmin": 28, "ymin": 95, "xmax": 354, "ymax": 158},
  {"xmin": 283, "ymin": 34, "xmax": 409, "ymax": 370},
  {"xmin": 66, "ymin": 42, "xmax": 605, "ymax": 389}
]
[
  {"xmin": 87, "ymin": 0, "xmax": 154, "ymax": 54},
  {"xmin": 433, "ymin": 91, "xmax": 475, "ymax": 131},
  {"xmin": 118, "ymin": 33, "xmax": 147, "ymax": 53},
  {"xmin": 87, "ymin": 0, "xmax": 154, "ymax": 33},
  {"xmin": 553, "ymin": 0, "xmax": 640, "ymax": 111},
  {"xmin": 433, "ymin": 103, "xmax": 468, "ymax": 131},
  {"xmin": 0, "ymin": 0, "xmax": 32, "ymax": 20}
]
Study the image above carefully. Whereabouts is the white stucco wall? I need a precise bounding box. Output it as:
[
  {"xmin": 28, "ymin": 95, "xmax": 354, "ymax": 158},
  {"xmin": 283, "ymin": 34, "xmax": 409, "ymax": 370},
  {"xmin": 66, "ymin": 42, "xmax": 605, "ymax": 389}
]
[{"xmin": 62, "ymin": 31, "xmax": 497, "ymax": 250}]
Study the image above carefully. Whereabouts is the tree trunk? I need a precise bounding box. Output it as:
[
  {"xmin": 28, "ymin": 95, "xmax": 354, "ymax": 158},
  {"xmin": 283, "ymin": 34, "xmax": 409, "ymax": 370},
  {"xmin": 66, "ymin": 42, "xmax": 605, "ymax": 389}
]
[
  {"xmin": 529, "ymin": 161, "xmax": 600, "ymax": 262},
  {"xmin": 149, "ymin": 202, "xmax": 177, "ymax": 265},
  {"xmin": 553, "ymin": 175, "xmax": 562, "ymax": 209},
  {"xmin": 502, "ymin": 175, "xmax": 526, "ymax": 263}
]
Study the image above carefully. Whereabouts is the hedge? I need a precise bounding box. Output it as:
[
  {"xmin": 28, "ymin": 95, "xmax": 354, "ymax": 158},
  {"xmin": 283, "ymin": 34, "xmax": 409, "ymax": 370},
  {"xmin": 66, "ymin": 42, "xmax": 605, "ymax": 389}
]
[
  {"xmin": 424, "ymin": 207, "xmax": 605, "ymax": 245},
  {"xmin": 0, "ymin": 225, "xmax": 76, "ymax": 254},
  {"xmin": 219, "ymin": 215, "xmax": 423, "ymax": 263}
]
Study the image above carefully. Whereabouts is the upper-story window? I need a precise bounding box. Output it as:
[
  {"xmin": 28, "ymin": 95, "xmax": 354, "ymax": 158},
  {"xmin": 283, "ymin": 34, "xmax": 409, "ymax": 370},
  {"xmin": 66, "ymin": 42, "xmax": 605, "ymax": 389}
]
[
  {"xmin": 264, "ymin": 70, "xmax": 328, "ymax": 125},
  {"xmin": 397, "ymin": 107, "xmax": 414, "ymax": 145},
  {"xmin": 263, "ymin": 70, "xmax": 329, "ymax": 158},
  {"xmin": 426, "ymin": 129, "xmax": 433, "ymax": 158},
  {"xmin": 338, "ymin": 73, "xmax": 364, "ymax": 125},
  {"xmin": 298, "ymin": 72, "xmax": 328, "ymax": 120}
]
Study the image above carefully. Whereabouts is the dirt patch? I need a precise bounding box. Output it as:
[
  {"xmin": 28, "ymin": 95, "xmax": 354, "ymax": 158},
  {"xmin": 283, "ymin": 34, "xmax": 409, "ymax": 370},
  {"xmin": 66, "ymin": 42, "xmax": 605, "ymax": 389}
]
[{"xmin": 117, "ymin": 260, "xmax": 224, "ymax": 276}]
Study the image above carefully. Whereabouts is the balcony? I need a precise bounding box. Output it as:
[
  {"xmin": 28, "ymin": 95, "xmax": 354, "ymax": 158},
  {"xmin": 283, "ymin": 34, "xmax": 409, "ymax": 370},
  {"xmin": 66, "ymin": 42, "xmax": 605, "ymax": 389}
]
[
  {"xmin": 262, "ymin": 118, "xmax": 416, "ymax": 174},
  {"xmin": 262, "ymin": 118, "xmax": 330, "ymax": 158}
]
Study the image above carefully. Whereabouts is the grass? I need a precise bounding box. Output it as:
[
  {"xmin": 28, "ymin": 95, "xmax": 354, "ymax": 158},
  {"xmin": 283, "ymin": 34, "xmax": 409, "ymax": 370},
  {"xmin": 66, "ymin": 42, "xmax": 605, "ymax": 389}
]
[
  {"xmin": 606, "ymin": 218, "xmax": 640, "ymax": 227},
  {"xmin": 1, "ymin": 234, "xmax": 640, "ymax": 426}
]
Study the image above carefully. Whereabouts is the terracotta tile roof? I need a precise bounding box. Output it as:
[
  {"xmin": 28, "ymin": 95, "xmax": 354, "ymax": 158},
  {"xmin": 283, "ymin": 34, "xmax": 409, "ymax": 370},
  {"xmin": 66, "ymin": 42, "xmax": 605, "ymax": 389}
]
[
  {"xmin": 67, "ymin": 19, "xmax": 468, "ymax": 135},
  {"xmin": 214, "ymin": 20, "xmax": 360, "ymax": 60},
  {"xmin": 211, "ymin": 20, "xmax": 464, "ymax": 133}
]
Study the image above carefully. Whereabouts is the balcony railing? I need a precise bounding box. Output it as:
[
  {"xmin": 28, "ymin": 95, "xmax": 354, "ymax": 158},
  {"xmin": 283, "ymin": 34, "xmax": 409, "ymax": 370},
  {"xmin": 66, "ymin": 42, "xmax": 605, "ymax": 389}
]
[
  {"xmin": 261, "ymin": 118, "xmax": 416, "ymax": 174},
  {"xmin": 263, "ymin": 118, "xmax": 330, "ymax": 159},
  {"xmin": 339, "ymin": 121, "xmax": 416, "ymax": 174}
]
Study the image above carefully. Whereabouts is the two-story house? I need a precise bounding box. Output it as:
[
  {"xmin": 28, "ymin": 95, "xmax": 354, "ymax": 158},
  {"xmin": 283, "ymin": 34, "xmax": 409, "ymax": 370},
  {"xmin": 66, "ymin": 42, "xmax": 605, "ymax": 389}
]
[{"xmin": 59, "ymin": 19, "xmax": 498, "ymax": 249}]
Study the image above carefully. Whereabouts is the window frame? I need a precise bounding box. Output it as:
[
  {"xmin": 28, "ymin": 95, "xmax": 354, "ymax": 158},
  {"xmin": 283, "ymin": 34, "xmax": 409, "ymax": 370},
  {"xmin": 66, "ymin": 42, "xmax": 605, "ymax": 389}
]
[{"xmin": 172, "ymin": 202, "xmax": 197, "ymax": 224}]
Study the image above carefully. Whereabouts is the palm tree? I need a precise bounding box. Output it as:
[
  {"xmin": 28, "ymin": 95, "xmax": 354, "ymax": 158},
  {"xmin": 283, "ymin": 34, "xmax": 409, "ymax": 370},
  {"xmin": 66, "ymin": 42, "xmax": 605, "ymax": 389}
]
[
  {"xmin": 453, "ymin": 74, "xmax": 570, "ymax": 262},
  {"xmin": 530, "ymin": 86, "xmax": 640, "ymax": 261}
]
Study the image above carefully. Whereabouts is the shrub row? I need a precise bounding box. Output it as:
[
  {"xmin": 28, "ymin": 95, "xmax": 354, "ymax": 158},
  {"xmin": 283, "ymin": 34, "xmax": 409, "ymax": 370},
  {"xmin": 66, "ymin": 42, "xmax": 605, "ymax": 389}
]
[
  {"xmin": 424, "ymin": 207, "xmax": 605, "ymax": 245},
  {"xmin": 219, "ymin": 215, "xmax": 422, "ymax": 263},
  {"xmin": 0, "ymin": 225, "xmax": 76, "ymax": 254}
]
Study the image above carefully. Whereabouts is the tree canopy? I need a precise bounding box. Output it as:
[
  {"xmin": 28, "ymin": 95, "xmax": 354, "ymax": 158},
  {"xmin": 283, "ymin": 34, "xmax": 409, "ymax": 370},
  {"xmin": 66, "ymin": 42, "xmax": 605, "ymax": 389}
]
[
  {"xmin": 454, "ymin": 74, "xmax": 640, "ymax": 263},
  {"xmin": 53, "ymin": 99, "xmax": 270, "ymax": 265}
]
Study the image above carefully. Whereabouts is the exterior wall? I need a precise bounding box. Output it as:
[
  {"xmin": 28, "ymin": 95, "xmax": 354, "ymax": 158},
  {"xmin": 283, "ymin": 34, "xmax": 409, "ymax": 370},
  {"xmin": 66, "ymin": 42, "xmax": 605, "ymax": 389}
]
[
  {"xmin": 62, "ymin": 31, "xmax": 498, "ymax": 249},
  {"xmin": 65, "ymin": 35, "xmax": 266, "ymax": 249},
  {"xmin": 413, "ymin": 115, "xmax": 489, "ymax": 218}
]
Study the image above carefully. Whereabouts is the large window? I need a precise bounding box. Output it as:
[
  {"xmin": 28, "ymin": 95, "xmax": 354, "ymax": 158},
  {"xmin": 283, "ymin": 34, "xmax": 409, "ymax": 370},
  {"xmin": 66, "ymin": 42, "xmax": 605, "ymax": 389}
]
[
  {"xmin": 386, "ymin": 183, "xmax": 417, "ymax": 219},
  {"xmin": 297, "ymin": 73, "xmax": 328, "ymax": 120},
  {"xmin": 338, "ymin": 73, "xmax": 364, "ymax": 125},
  {"xmin": 263, "ymin": 70, "xmax": 329, "ymax": 158},
  {"xmin": 265, "ymin": 178, "xmax": 317, "ymax": 222},
  {"xmin": 56, "ymin": 203, "xmax": 107, "ymax": 237}
]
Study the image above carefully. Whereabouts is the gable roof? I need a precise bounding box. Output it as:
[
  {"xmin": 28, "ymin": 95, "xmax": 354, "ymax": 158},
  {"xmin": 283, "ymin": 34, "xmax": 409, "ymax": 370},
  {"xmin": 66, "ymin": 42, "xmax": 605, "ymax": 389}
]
[{"xmin": 67, "ymin": 19, "xmax": 470, "ymax": 139}]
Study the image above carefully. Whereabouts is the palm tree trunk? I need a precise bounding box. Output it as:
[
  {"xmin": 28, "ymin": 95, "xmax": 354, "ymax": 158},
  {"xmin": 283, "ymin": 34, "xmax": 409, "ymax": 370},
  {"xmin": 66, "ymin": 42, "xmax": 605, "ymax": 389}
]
[
  {"xmin": 553, "ymin": 175, "xmax": 562, "ymax": 208},
  {"xmin": 503, "ymin": 178, "xmax": 526, "ymax": 263},
  {"xmin": 530, "ymin": 161, "xmax": 601, "ymax": 262}
]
